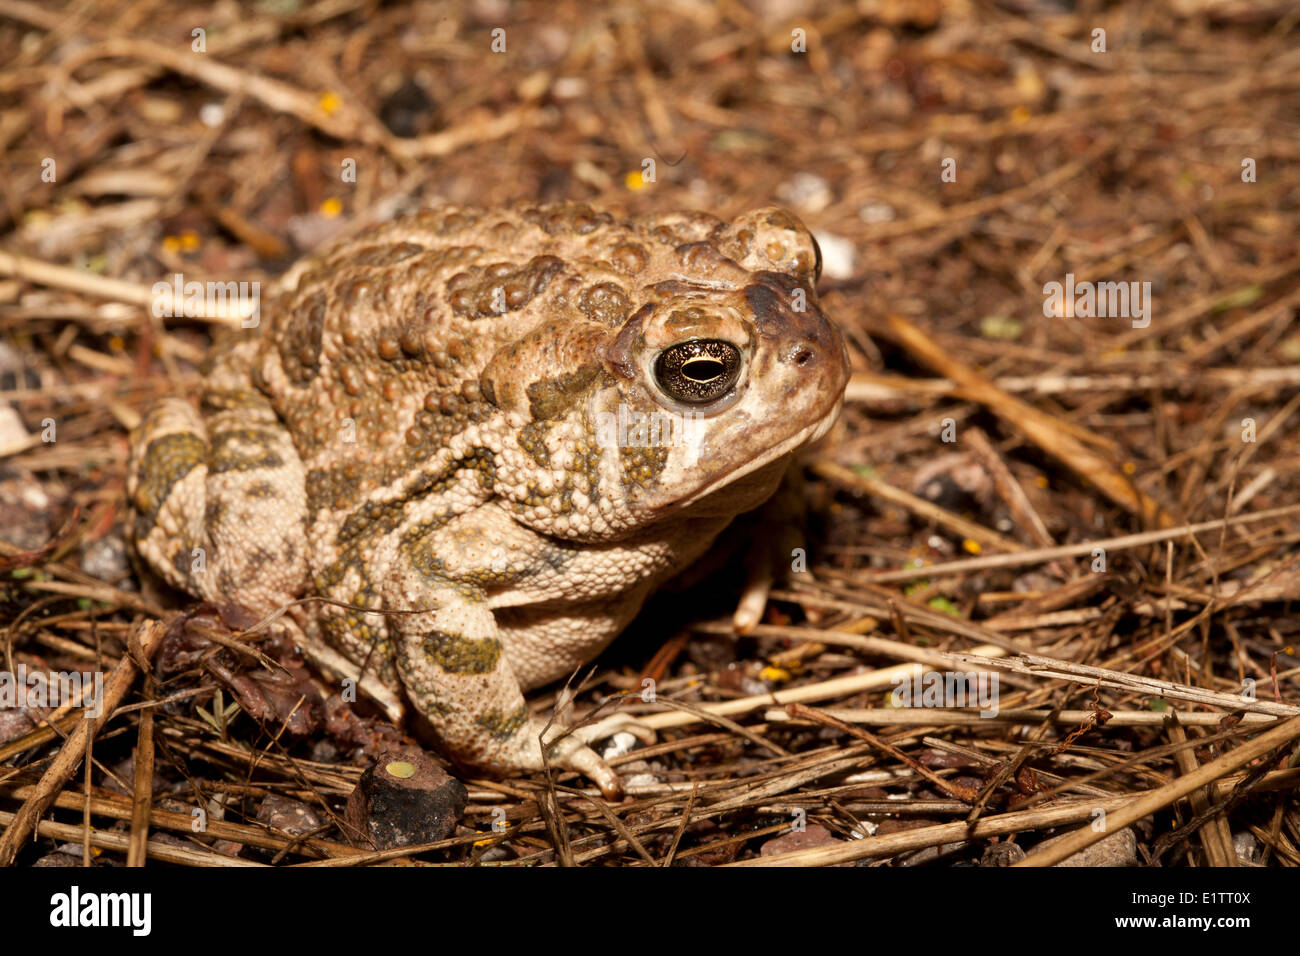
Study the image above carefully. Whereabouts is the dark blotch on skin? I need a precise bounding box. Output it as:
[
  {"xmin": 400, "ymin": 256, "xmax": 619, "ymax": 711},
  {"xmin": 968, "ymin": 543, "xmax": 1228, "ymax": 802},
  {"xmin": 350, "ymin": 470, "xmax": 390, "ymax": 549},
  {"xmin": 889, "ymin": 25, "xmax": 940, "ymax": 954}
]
[
  {"xmin": 526, "ymin": 363, "xmax": 603, "ymax": 421},
  {"xmin": 423, "ymin": 630, "xmax": 502, "ymax": 674},
  {"xmin": 132, "ymin": 432, "xmax": 206, "ymax": 536},
  {"xmin": 744, "ymin": 278, "xmax": 787, "ymax": 337},
  {"xmin": 306, "ymin": 464, "xmax": 364, "ymax": 513},
  {"xmin": 475, "ymin": 706, "xmax": 530, "ymax": 741},
  {"xmin": 208, "ymin": 429, "xmax": 285, "ymax": 474},
  {"xmin": 517, "ymin": 421, "xmax": 552, "ymax": 467},
  {"xmin": 619, "ymin": 443, "xmax": 669, "ymax": 494},
  {"xmin": 245, "ymin": 481, "xmax": 279, "ymax": 499},
  {"xmin": 335, "ymin": 447, "xmax": 495, "ymax": 549}
]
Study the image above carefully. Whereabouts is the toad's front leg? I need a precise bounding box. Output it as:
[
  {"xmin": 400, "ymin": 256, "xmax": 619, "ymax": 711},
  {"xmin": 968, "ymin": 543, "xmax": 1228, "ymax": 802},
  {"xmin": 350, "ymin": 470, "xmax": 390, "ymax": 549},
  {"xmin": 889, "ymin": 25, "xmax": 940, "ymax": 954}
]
[{"xmin": 383, "ymin": 565, "xmax": 635, "ymax": 800}]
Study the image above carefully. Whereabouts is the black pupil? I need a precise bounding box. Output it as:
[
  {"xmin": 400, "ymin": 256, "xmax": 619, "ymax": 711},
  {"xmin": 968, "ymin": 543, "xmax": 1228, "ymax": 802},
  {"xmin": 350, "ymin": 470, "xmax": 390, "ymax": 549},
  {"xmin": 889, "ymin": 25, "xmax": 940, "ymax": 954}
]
[{"xmin": 682, "ymin": 358, "xmax": 724, "ymax": 382}]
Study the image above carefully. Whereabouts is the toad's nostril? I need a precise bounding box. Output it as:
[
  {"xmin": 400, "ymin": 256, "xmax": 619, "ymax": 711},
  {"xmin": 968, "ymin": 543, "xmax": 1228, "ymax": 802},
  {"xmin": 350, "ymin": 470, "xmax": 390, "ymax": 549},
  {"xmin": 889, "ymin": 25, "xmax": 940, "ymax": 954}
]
[{"xmin": 781, "ymin": 342, "xmax": 816, "ymax": 367}]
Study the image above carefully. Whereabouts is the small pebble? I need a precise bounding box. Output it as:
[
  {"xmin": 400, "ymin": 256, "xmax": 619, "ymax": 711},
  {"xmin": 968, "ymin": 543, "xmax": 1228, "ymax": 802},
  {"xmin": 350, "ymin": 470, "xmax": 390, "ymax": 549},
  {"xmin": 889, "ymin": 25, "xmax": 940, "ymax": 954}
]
[
  {"xmin": 1036, "ymin": 826, "xmax": 1138, "ymax": 867},
  {"xmin": 601, "ymin": 731, "xmax": 640, "ymax": 760},
  {"xmin": 811, "ymin": 231, "xmax": 856, "ymax": 280}
]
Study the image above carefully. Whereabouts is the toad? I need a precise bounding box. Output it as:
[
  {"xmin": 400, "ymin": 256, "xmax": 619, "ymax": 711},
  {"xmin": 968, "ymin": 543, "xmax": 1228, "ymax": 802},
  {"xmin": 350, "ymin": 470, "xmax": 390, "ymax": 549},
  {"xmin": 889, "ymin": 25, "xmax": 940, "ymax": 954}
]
[{"xmin": 128, "ymin": 201, "xmax": 849, "ymax": 798}]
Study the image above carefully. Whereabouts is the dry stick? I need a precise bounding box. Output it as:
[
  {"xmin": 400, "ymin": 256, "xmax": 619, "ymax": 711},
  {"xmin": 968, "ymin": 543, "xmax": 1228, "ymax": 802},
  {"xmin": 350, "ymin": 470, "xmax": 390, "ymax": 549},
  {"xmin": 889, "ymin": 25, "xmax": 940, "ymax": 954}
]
[
  {"xmin": 729, "ymin": 760, "xmax": 1300, "ymax": 868},
  {"xmin": 515, "ymin": 758, "xmax": 863, "ymax": 866},
  {"xmin": 54, "ymin": 35, "xmax": 538, "ymax": 164},
  {"xmin": 562, "ymin": 751, "xmax": 883, "ymax": 867},
  {"xmin": 1250, "ymin": 820, "xmax": 1300, "ymax": 867},
  {"xmin": 1165, "ymin": 717, "xmax": 1234, "ymax": 867},
  {"xmin": 764, "ymin": 707, "xmax": 1278, "ymax": 728},
  {"xmin": 0, "ymin": 782, "xmax": 362, "ymax": 858},
  {"xmin": 126, "ymin": 702, "xmax": 155, "ymax": 867},
  {"xmin": 1184, "ymin": 285, "xmax": 1300, "ymax": 365},
  {"xmin": 1014, "ymin": 714, "xmax": 1300, "ymax": 867},
  {"xmin": 644, "ymin": 697, "xmax": 789, "ymax": 757},
  {"xmin": 882, "ymin": 313, "xmax": 1174, "ymax": 527},
  {"xmin": 0, "ymin": 618, "xmax": 165, "ymax": 866},
  {"xmin": 1212, "ymin": 391, "xmax": 1300, "ymax": 487},
  {"xmin": 60, "ymin": 36, "xmax": 377, "ymax": 144},
  {"xmin": 561, "ymin": 785, "xmax": 657, "ymax": 866},
  {"xmin": 921, "ymin": 734, "xmax": 1114, "ymax": 801},
  {"xmin": 635, "ymin": 644, "xmax": 1007, "ymax": 733},
  {"xmin": 662, "ymin": 783, "xmax": 700, "ymax": 868},
  {"xmin": 674, "ymin": 822, "xmax": 812, "ymax": 863},
  {"xmin": 0, "ymin": 712, "xmax": 84, "ymax": 763},
  {"xmin": 0, "ymin": 250, "xmax": 154, "ymax": 308},
  {"xmin": 888, "ymin": 599, "xmax": 911, "ymax": 646},
  {"xmin": 0, "ymin": 0, "xmax": 367, "ymax": 51},
  {"xmin": 0, "ymin": 250, "xmax": 260, "ymax": 328},
  {"xmin": 953, "ymin": 652, "xmax": 1300, "ymax": 719},
  {"xmin": 727, "ymin": 797, "xmax": 1131, "ymax": 867},
  {"xmin": 694, "ymin": 620, "xmax": 1034, "ymax": 689},
  {"xmin": 965, "ymin": 427, "xmax": 1056, "ymax": 548},
  {"xmin": 395, "ymin": 105, "xmax": 542, "ymax": 160},
  {"xmin": 709, "ymin": 593, "xmax": 1034, "ymax": 655},
  {"xmin": 81, "ymin": 723, "xmax": 92, "ymax": 865},
  {"xmin": 855, "ymin": 502, "xmax": 1300, "ymax": 584},
  {"xmin": 0, "ymin": 809, "xmax": 264, "ymax": 867},
  {"xmin": 1230, "ymin": 467, "xmax": 1279, "ymax": 516},
  {"xmin": 984, "ymin": 575, "xmax": 1106, "ymax": 615}
]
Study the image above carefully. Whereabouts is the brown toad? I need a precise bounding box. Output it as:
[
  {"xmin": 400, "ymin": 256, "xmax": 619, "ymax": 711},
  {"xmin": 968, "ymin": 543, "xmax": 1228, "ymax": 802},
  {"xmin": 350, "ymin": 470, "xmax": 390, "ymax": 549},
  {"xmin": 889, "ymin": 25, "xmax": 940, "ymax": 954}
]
[{"xmin": 128, "ymin": 201, "xmax": 849, "ymax": 798}]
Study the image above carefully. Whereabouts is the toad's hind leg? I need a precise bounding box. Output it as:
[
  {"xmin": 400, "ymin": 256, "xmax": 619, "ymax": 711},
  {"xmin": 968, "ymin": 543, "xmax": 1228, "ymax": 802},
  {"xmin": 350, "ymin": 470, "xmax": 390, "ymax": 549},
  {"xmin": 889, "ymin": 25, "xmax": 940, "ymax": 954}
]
[
  {"xmin": 384, "ymin": 564, "xmax": 631, "ymax": 800},
  {"xmin": 127, "ymin": 386, "xmax": 309, "ymax": 615}
]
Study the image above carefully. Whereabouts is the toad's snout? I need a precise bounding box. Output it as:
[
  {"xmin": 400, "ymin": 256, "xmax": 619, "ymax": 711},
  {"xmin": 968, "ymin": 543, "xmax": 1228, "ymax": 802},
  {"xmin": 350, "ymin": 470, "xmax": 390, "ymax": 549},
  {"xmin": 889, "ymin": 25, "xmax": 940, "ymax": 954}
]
[{"xmin": 745, "ymin": 273, "xmax": 849, "ymax": 408}]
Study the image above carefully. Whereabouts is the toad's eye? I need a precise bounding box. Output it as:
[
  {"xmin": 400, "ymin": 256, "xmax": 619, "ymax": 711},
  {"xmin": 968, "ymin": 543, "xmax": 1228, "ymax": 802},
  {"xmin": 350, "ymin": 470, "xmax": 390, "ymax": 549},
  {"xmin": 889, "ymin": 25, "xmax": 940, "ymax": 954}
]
[{"xmin": 653, "ymin": 339, "xmax": 742, "ymax": 404}]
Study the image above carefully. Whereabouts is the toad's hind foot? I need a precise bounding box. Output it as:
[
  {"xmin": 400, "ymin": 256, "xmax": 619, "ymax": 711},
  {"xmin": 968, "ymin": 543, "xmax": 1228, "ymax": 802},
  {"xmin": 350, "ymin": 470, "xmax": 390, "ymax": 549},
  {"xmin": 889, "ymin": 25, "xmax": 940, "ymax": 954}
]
[
  {"xmin": 560, "ymin": 711, "xmax": 657, "ymax": 748},
  {"xmin": 534, "ymin": 711, "xmax": 657, "ymax": 799}
]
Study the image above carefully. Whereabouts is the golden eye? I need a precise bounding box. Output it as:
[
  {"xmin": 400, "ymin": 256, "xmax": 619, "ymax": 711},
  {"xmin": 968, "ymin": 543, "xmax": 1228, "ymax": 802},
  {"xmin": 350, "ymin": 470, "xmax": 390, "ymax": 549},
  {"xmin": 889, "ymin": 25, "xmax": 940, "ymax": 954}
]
[{"xmin": 653, "ymin": 340, "xmax": 742, "ymax": 404}]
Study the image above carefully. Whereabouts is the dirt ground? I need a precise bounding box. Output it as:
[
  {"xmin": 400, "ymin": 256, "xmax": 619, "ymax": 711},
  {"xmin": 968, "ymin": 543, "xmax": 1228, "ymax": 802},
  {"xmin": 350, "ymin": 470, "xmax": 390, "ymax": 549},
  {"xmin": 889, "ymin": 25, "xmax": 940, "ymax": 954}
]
[{"xmin": 1, "ymin": 0, "xmax": 1298, "ymax": 869}]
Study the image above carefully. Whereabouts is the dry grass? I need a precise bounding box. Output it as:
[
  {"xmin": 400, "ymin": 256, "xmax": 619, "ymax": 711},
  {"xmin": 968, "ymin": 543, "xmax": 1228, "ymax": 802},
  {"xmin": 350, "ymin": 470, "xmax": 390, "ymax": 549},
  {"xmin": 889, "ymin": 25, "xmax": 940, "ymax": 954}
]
[{"xmin": 1, "ymin": 0, "xmax": 1298, "ymax": 867}]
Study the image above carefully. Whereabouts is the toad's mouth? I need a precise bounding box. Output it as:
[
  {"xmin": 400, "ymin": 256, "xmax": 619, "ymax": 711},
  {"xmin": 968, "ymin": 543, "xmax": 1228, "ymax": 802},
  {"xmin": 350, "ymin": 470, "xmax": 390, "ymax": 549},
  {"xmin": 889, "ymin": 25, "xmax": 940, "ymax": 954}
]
[{"xmin": 666, "ymin": 390, "xmax": 845, "ymax": 513}]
